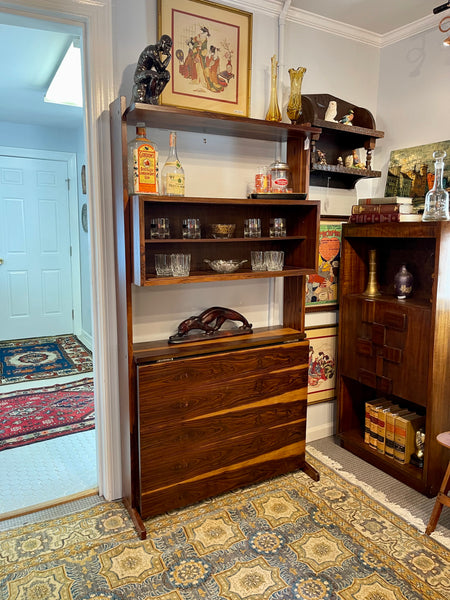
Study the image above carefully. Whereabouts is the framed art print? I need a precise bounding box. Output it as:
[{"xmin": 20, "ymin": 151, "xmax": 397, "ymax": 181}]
[
  {"xmin": 306, "ymin": 326, "xmax": 337, "ymax": 405},
  {"xmin": 305, "ymin": 217, "xmax": 344, "ymax": 312},
  {"xmin": 158, "ymin": 0, "xmax": 252, "ymax": 116}
]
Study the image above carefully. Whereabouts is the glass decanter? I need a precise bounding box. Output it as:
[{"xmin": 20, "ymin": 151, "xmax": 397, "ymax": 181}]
[{"xmin": 422, "ymin": 150, "xmax": 450, "ymax": 221}]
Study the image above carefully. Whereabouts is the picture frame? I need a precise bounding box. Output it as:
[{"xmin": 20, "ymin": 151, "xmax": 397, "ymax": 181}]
[
  {"xmin": 158, "ymin": 0, "xmax": 252, "ymax": 117},
  {"xmin": 305, "ymin": 216, "xmax": 345, "ymax": 312},
  {"xmin": 306, "ymin": 326, "xmax": 337, "ymax": 405}
]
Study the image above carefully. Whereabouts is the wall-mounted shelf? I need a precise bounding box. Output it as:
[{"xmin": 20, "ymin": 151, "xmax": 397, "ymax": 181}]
[{"xmin": 300, "ymin": 94, "xmax": 384, "ymax": 189}]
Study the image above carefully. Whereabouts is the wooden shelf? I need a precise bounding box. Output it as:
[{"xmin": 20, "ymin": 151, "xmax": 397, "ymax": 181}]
[
  {"xmin": 338, "ymin": 429, "xmax": 427, "ymax": 493},
  {"xmin": 125, "ymin": 102, "xmax": 320, "ymax": 143}
]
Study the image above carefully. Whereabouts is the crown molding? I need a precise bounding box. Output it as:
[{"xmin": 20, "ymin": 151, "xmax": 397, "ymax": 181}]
[{"xmin": 214, "ymin": 0, "xmax": 438, "ymax": 48}]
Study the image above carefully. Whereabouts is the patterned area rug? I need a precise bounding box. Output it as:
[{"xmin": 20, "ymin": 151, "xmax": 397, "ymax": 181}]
[
  {"xmin": 0, "ymin": 378, "xmax": 94, "ymax": 451},
  {"xmin": 0, "ymin": 334, "xmax": 92, "ymax": 384},
  {"xmin": 1, "ymin": 453, "xmax": 448, "ymax": 600}
]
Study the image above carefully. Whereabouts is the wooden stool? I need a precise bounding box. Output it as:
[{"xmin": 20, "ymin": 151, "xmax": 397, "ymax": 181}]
[{"xmin": 426, "ymin": 432, "xmax": 450, "ymax": 535}]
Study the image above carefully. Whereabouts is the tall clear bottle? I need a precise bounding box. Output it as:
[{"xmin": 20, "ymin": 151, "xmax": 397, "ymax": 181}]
[
  {"xmin": 422, "ymin": 150, "xmax": 450, "ymax": 221},
  {"xmin": 127, "ymin": 124, "xmax": 159, "ymax": 195},
  {"xmin": 161, "ymin": 131, "xmax": 185, "ymax": 196}
]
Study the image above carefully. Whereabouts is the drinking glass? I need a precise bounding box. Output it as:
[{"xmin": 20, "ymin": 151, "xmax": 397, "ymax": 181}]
[
  {"xmin": 155, "ymin": 254, "xmax": 172, "ymax": 276},
  {"xmin": 244, "ymin": 218, "xmax": 261, "ymax": 238},
  {"xmin": 171, "ymin": 253, "xmax": 191, "ymax": 277},
  {"xmin": 251, "ymin": 251, "xmax": 266, "ymax": 271},
  {"xmin": 264, "ymin": 250, "xmax": 284, "ymax": 271},
  {"xmin": 269, "ymin": 217, "xmax": 286, "ymax": 237},
  {"xmin": 182, "ymin": 218, "xmax": 201, "ymax": 239},
  {"xmin": 150, "ymin": 217, "xmax": 170, "ymax": 239}
]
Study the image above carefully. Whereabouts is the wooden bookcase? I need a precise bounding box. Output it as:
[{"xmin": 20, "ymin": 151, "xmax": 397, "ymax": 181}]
[
  {"xmin": 337, "ymin": 221, "xmax": 450, "ymax": 496},
  {"xmin": 110, "ymin": 97, "xmax": 322, "ymax": 537}
]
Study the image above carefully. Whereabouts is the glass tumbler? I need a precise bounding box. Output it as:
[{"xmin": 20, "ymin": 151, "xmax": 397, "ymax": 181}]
[
  {"xmin": 251, "ymin": 251, "xmax": 266, "ymax": 271},
  {"xmin": 171, "ymin": 253, "xmax": 191, "ymax": 277},
  {"xmin": 182, "ymin": 218, "xmax": 201, "ymax": 238},
  {"xmin": 155, "ymin": 254, "xmax": 172, "ymax": 276},
  {"xmin": 264, "ymin": 250, "xmax": 284, "ymax": 271},
  {"xmin": 150, "ymin": 217, "xmax": 170, "ymax": 238},
  {"xmin": 244, "ymin": 218, "xmax": 261, "ymax": 238},
  {"xmin": 269, "ymin": 218, "xmax": 286, "ymax": 237}
]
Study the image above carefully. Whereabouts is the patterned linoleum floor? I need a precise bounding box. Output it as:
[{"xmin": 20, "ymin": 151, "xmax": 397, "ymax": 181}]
[{"xmin": 0, "ymin": 373, "xmax": 97, "ymax": 517}]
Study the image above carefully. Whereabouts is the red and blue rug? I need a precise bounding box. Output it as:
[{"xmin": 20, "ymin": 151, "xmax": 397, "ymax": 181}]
[
  {"xmin": 0, "ymin": 378, "xmax": 94, "ymax": 451},
  {"xmin": 0, "ymin": 334, "xmax": 92, "ymax": 384}
]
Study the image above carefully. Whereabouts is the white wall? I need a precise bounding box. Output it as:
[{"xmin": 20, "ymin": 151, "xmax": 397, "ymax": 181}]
[{"xmin": 376, "ymin": 26, "xmax": 450, "ymax": 197}]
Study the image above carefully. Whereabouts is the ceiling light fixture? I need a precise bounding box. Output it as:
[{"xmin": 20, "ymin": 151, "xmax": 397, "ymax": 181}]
[
  {"xmin": 439, "ymin": 15, "xmax": 450, "ymax": 46},
  {"xmin": 44, "ymin": 39, "xmax": 83, "ymax": 107}
]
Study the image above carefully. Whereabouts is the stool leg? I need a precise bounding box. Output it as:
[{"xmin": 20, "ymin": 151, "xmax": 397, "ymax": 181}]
[{"xmin": 426, "ymin": 460, "xmax": 450, "ymax": 535}]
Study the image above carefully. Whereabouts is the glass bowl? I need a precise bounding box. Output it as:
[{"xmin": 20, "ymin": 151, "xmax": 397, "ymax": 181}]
[
  {"xmin": 210, "ymin": 223, "xmax": 236, "ymax": 238},
  {"xmin": 204, "ymin": 259, "xmax": 247, "ymax": 273}
]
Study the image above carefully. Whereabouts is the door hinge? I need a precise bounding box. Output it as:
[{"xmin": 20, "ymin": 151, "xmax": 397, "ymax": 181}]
[
  {"xmin": 66, "ymin": 178, "xmax": 70, "ymax": 190},
  {"xmin": 70, "ymin": 246, "xmax": 72, "ymax": 257},
  {"xmin": 72, "ymin": 309, "xmax": 75, "ymax": 320}
]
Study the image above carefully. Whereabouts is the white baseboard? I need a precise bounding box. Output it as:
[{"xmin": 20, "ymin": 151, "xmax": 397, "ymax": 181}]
[
  {"xmin": 77, "ymin": 330, "xmax": 93, "ymax": 352},
  {"xmin": 306, "ymin": 421, "xmax": 335, "ymax": 442}
]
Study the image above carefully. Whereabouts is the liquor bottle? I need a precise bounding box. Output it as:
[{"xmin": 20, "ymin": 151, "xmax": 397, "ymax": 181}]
[
  {"xmin": 127, "ymin": 124, "xmax": 159, "ymax": 195},
  {"xmin": 162, "ymin": 131, "xmax": 185, "ymax": 196},
  {"xmin": 422, "ymin": 150, "xmax": 450, "ymax": 221}
]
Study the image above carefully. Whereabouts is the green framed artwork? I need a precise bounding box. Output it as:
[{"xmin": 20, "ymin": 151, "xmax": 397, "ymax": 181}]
[
  {"xmin": 305, "ymin": 217, "xmax": 345, "ymax": 311},
  {"xmin": 385, "ymin": 139, "xmax": 450, "ymax": 212}
]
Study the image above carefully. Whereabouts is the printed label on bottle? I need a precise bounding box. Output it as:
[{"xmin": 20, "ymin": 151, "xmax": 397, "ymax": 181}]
[
  {"xmin": 166, "ymin": 172, "xmax": 185, "ymax": 196},
  {"xmin": 133, "ymin": 143, "xmax": 158, "ymax": 194},
  {"xmin": 272, "ymin": 177, "xmax": 288, "ymax": 191}
]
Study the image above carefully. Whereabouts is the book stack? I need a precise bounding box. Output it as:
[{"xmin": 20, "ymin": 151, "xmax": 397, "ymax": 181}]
[
  {"xmin": 364, "ymin": 400, "xmax": 425, "ymax": 466},
  {"xmin": 349, "ymin": 197, "xmax": 422, "ymax": 223}
]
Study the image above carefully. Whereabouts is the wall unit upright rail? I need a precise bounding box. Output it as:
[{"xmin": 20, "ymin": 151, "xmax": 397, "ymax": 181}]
[{"xmin": 111, "ymin": 96, "xmax": 321, "ymax": 538}]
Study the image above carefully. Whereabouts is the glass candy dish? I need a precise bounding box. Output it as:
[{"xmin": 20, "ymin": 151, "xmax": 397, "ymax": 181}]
[{"xmin": 204, "ymin": 259, "xmax": 247, "ymax": 273}]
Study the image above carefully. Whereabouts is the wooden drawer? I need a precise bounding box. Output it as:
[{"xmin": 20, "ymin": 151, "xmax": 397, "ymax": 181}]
[
  {"xmin": 136, "ymin": 341, "xmax": 309, "ymax": 517},
  {"xmin": 340, "ymin": 296, "xmax": 431, "ymax": 405}
]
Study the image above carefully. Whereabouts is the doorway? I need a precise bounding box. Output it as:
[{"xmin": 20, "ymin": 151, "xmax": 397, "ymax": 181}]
[{"xmin": 0, "ymin": 14, "xmax": 97, "ymax": 517}]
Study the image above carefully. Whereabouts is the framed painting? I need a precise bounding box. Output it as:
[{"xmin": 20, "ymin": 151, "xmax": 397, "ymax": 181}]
[
  {"xmin": 158, "ymin": 0, "xmax": 252, "ymax": 116},
  {"xmin": 306, "ymin": 326, "xmax": 337, "ymax": 405},
  {"xmin": 305, "ymin": 217, "xmax": 345, "ymax": 312}
]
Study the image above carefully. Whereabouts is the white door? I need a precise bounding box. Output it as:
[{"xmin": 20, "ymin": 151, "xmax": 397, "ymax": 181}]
[{"xmin": 0, "ymin": 155, "xmax": 73, "ymax": 340}]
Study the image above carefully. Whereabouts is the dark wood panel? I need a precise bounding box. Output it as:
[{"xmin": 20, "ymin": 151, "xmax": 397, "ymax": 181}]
[
  {"xmin": 137, "ymin": 342, "xmax": 308, "ymax": 389},
  {"xmin": 140, "ymin": 446, "xmax": 306, "ymax": 519},
  {"xmin": 139, "ymin": 366, "xmax": 308, "ymax": 429},
  {"xmin": 140, "ymin": 415, "xmax": 306, "ymax": 492}
]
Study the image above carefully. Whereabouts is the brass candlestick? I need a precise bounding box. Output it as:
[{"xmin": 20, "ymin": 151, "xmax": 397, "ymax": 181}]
[{"xmin": 363, "ymin": 249, "xmax": 381, "ymax": 297}]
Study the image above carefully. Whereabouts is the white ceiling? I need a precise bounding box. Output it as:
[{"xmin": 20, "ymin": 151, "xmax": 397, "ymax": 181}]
[
  {"xmin": 0, "ymin": 1, "xmax": 446, "ymax": 128},
  {"xmin": 291, "ymin": 0, "xmax": 441, "ymax": 35}
]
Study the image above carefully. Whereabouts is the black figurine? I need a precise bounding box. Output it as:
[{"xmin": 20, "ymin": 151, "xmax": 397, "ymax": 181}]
[
  {"xmin": 132, "ymin": 34, "xmax": 173, "ymax": 104},
  {"xmin": 169, "ymin": 306, "xmax": 252, "ymax": 344}
]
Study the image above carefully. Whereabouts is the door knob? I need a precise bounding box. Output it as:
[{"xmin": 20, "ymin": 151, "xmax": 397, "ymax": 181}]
[{"xmin": 0, "ymin": 258, "xmax": 3, "ymax": 265}]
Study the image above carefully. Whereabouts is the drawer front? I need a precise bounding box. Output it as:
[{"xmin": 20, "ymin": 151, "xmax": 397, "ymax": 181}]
[
  {"xmin": 340, "ymin": 296, "xmax": 430, "ymax": 405},
  {"xmin": 136, "ymin": 341, "xmax": 309, "ymax": 517}
]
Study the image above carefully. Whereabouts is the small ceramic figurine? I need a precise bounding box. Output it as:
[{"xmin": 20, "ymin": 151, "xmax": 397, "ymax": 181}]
[
  {"xmin": 317, "ymin": 149, "xmax": 327, "ymax": 165},
  {"xmin": 352, "ymin": 149, "xmax": 365, "ymax": 169},
  {"xmin": 337, "ymin": 156, "xmax": 343, "ymax": 166},
  {"xmin": 339, "ymin": 109, "xmax": 354, "ymax": 125},
  {"xmin": 324, "ymin": 100, "xmax": 338, "ymax": 122},
  {"xmin": 344, "ymin": 155, "xmax": 353, "ymax": 168}
]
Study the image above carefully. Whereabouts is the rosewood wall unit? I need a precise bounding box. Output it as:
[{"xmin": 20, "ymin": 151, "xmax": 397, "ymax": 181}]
[
  {"xmin": 300, "ymin": 94, "xmax": 384, "ymax": 189},
  {"xmin": 337, "ymin": 222, "xmax": 450, "ymax": 496},
  {"xmin": 110, "ymin": 96, "xmax": 321, "ymax": 537}
]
